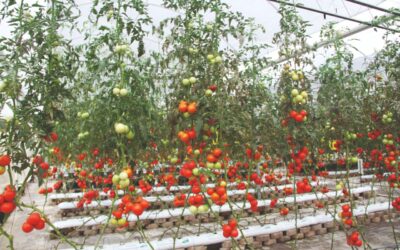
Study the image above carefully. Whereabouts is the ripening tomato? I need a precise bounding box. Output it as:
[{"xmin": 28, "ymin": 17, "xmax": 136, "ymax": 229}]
[
  {"xmin": 34, "ymin": 219, "xmax": 45, "ymax": 230},
  {"xmin": 231, "ymin": 229, "xmax": 239, "ymax": 237},
  {"xmin": 206, "ymin": 154, "xmax": 217, "ymax": 163},
  {"xmin": 22, "ymin": 222, "xmax": 34, "ymax": 233},
  {"xmin": 3, "ymin": 190, "xmax": 15, "ymax": 202},
  {"xmin": 213, "ymin": 148, "xmax": 222, "ymax": 158},
  {"xmin": 228, "ymin": 219, "xmax": 237, "ymax": 228},
  {"xmin": 178, "ymin": 101, "xmax": 188, "ymax": 113},
  {"xmin": 0, "ymin": 202, "xmax": 16, "ymax": 214},
  {"xmin": 215, "ymin": 186, "xmax": 226, "ymax": 196},
  {"xmin": 131, "ymin": 203, "xmax": 144, "ymax": 216},
  {"xmin": 0, "ymin": 155, "xmax": 11, "ymax": 166},
  {"xmin": 280, "ymin": 207, "xmax": 289, "ymax": 216},
  {"xmin": 187, "ymin": 102, "xmax": 197, "ymax": 114},
  {"xmin": 27, "ymin": 212, "xmax": 41, "ymax": 226}
]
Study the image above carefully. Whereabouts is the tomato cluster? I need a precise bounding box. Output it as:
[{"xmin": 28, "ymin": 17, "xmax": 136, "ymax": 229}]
[
  {"xmin": 188, "ymin": 194, "xmax": 205, "ymax": 207},
  {"xmin": 178, "ymin": 101, "xmax": 197, "ymax": 115},
  {"xmin": 287, "ymin": 146, "xmax": 309, "ymax": 173},
  {"xmin": 207, "ymin": 186, "xmax": 227, "ymax": 206},
  {"xmin": 178, "ymin": 128, "xmax": 197, "ymax": 144},
  {"xmin": 112, "ymin": 194, "xmax": 150, "ymax": 225},
  {"xmin": 53, "ymin": 180, "xmax": 63, "ymax": 190},
  {"xmin": 246, "ymin": 194, "xmax": 258, "ymax": 212},
  {"xmin": 138, "ymin": 180, "xmax": 152, "ymax": 194},
  {"xmin": 222, "ymin": 219, "xmax": 238, "ymax": 238},
  {"xmin": 339, "ymin": 204, "xmax": 353, "ymax": 227},
  {"xmin": 296, "ymin": 178, "xmax": 312, "ymax": 194},
  {"xmin": 180, "ymin": 161, "xmax": 197, "ymax": 179},
  {"xmin": 38, "ymin": 187, "xmax": 53, "ymax": 195},
  {"xmin": 347, "ymin": 231, "xmax": 362, "ymax": 247},
  {"xmin": 245, "ymin": 148, "xmax": 262, "ymax": 161},
  {"xmin": 250, "ymin": 173, "xmax": 263, "ymax": 185},
  {"xmin": 0, "ymin": 186, "xmax": 16, "ymax": 214},
  {"xmin": 205, "ymin": 148, "xmax": 225, "ymax": 170},
  {"xmin": 21, "ymin": 212, "xmax": 45, "ymax": 233},
  {"xmin": 173, "ymin": 194, "xmax": 186, "ymax": 207},
  {"xmin": 387, "ymin": 173, "xmax": 400, "ymax": 188},
  {"xmin": 392, "ymin": 197, "xmax": 400, "ymax": 211},
  {"xmin": 188, "ymin": 194, "xmax": 208, "ymax": 214},
  {"xmin": 270, "ymin": 198, "xmax": 278, "ymax": 208},
  {"xmin": 0, "ymin": 154, "xmax": 11, "ymax": 175},
  {"xmin": 289, "ymin": 110, "xmax": 307, "ymax": 122},
  {"xmin": 77, "ymin": 190, "xmax": 99, "ymax": 208}
]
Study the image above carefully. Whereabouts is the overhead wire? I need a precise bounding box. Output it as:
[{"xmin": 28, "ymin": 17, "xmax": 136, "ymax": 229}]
[
  {"xmin": 267, "ymin": 0, "xmax": 399, "ymax": 33},
  {"xmin": 345, "ymin": 0, "xmax": 400, "ymax": 17}
]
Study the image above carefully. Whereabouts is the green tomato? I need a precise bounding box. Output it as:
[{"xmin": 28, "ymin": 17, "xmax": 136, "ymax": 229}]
[
  {"xmin": 291, "ymin": 89, "xmax": 299, "ymax": 97},
  {"xmin": 81, "ymin": 112, "xmax": 89, "ymax": 119},
  {"xmin": 210, "ymin": 126, "xmax": 216, "ymax": 133},
  {"xmin": 205, "ymin": 89, "xmax": 213, "ymax": 97},
  {"xmin": 194, "ymin": 149, "xmax": 200, "ymax": 156},
  {"xmin": 109, "ymin": 218, "xmax": 118, "ymax": 226},
  {"xmin": 78, "ymin": 133, "xmax": 83, "ymax": 139},
  {"xmin": 119, "ymin": 172, "xmax": 128, "ymax": 180},
  {"xmin": 198, "ymin": 205, "xmax": 209, "ymax": 213},
  {"xmin": 207, "ymin": 54, "xmax": 214, "ymax": 60},
  {"xmin": 161, "ymin": 139, "xmax": 169, "ymax": 146},
  {"xmin": 214, "ymin": 56, "xmax": 222, "ymax": 63},
  {"xmin": 117, "ymin": 218, "xmax": 127, "ymax": 226},
  {"xmin": 115, "ymin": 123, "xmax": 127, "ymax": 134},
  {"xmin": 0, "ymin": 82, "xmax": 7, "ymax": 92},
  {"xmin": 119, "ymin": 178, "xmax": 130, "ymax": 188},
  {"xmin": 182, "ymin": 79, "xmax": 190, "ymax": 86},
  {"xmin": 112, "ymin": 175, "xmax": 120, "ymax": 185},
  {"xmin": 183, "ymin": 112, "xmax": 190, "ymax": 118},
  {"xmin": 189, "ymin": 77, "xmax": 197, "ymax": 84},
  {"xmin": 119, "ymin": 88, "xmax": 128, "ymax": 96},
  {"xmin": 295, "ymin": 95, "xmax": 303, "ymax": 103},
  {"xmin": 206, "ymin": 162, "xmax": 214, "ymax": 169},
  {"xmin": 214, "ymin": 162, "xmax": 221, "ymax": 169},
  {"xmin": 107, "ymin": 10, "xmax": 114, "ymax": 19},
  {"xmin": 113, "ymin": 88, "xmax": 120, "ymax": 95},
  {"xmin": 171, "ymin": 157, "xmax": 178, "ymax": 164},
  {"xmin": 300, "ymin": 91, "xmax": 308, "ymax": 98},
  {"xmin": 192, "ymin": 168, "xmax": 199, "ymax": 176},
  {"xmin": 126, "ymin": 130, "xmax": 135, "ymax": 140},
  {"xmin": 291, "ymin": 73, "xmax": 299, "ymax": 81},
  {"xmin": 189, "ymin": 205, "xmax": 198, "ymax": 214}
]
